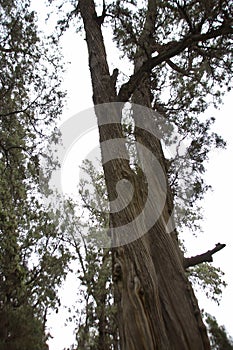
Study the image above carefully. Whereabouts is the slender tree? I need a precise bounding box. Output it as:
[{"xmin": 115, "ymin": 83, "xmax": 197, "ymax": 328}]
[
  {"xmin": 53, "ymin": 0, "xmax": 232, "ymax": 349},
  {"xmin": 64, "ymin": 161, "xmax": 117, "ymax": 350}
]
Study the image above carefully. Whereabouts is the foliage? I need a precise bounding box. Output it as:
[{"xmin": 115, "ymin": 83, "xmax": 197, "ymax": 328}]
[
  {"xmin": 187, "ymin": 263, "xmax": 227, "ymax": 303},
  {"xmin": 0, "ymin": 0, "xmax": 71, "ymax": 348},
  {"xmin": 0, "ymin": 305, "xmax": 48, "ymax": 350},
  {"xmin": 205, "ymin": 313, "xmax": 233, "ymax": 350}
]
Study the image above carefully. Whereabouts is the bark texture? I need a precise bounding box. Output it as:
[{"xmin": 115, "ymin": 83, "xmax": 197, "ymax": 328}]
[{"xmin": 79, "ymin": 1, "xmax": 212, "ymax": 349}]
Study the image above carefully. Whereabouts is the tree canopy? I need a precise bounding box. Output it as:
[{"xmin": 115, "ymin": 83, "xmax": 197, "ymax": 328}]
[{"xmin": 1, "ymin": 0, "xmax": 232, "ymax": 349}]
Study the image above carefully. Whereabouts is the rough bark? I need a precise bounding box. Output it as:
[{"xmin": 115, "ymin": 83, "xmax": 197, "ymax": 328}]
[{"xmin": 79, "ymin": 1, "xmax": 212, "ymax": 349}]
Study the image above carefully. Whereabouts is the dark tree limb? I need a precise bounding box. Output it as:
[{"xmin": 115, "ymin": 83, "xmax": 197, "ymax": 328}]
[
  {"xmin": 110, "ymin": 68, "xmax": 119, "ymax": 90},
  {"xmin": 96, "ymin": 0, "xmax": 107, "ymax": 26},
  {"xmin": 166, "ymin": 59, "xmax": 191, "ymax": 76},
  {"xmin": 117, "ymin": 21, "xmax": 233, "ymax": 102},
  {"xmin": 183, "ymin": 243, "xmax": 226, "ymax": 269}
]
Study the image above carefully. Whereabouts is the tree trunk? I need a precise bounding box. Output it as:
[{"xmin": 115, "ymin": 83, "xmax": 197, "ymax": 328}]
[{"xmin": 79, "ymin": 1, "xmax": 211, "ymax": 349}]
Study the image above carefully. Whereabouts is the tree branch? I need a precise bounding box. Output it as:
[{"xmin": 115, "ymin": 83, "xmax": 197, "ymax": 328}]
[
  {"xmin": 96, "ymin": 0, "xmax": 107, "ymax": 26},
  {"xmin": 166, "ymin": 58, "xmax": 191, "ymax": 76},
  {"xmin": 176, "ymin": 1, "xmax": 194, "ymax": 33},
  {"xmin": 117, "ymin": 22, "xmax": 233, "ymax": 102},
  {"xmin": 183, "ymin": 243, "xmax": 226, "ymax": 269}
]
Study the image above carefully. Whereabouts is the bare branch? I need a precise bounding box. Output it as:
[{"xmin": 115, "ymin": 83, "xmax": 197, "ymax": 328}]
[{"xmin": 183, "ymin": 243, "xmax": 226, "ymax": 268}]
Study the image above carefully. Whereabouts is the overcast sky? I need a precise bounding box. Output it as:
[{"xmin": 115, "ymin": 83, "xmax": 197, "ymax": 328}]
[{"xmin": 31, "ymin": 2, "xmax": 233, "ymax": 349}]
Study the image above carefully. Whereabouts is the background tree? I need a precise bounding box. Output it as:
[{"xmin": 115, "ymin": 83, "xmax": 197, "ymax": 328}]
[
  {"xmin": 0, "ymin": 0, "xmax": 72, "ymax": 348},
  {"xmin": 205, "ymin": 313, "xmax": 233, "ymax": 350},
  {"xmin": 49, "ymin": 0, "xmax": 233, "ymax": 349},
  {"xmin": 61, "ymin": 161, "xmax": 118, "ymax": 350}
]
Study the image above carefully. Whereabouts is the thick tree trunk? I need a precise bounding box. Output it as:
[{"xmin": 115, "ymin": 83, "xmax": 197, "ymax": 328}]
[{"xmin": 79, "ymin": 1, "xmax": 211, "ymax": 349}]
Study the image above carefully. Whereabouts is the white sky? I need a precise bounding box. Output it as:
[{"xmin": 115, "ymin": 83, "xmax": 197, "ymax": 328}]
[{"xmin": 31, "ymin": 2, "xmax": 233, "ymax": 349}]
